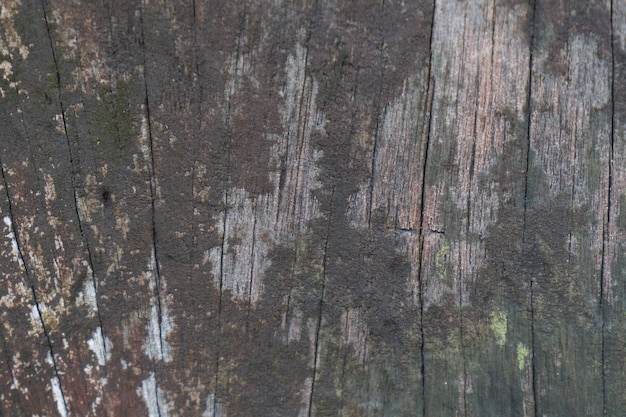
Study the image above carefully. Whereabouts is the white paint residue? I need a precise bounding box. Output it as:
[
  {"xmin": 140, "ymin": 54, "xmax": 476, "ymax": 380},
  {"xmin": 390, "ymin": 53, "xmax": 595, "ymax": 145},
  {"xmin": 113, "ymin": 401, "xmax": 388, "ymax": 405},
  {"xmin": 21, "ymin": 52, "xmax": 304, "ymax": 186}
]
[
  {"xmin": 50, "ymin": 377, "xmax": 67, "ymax": 417},
  {"xmin": 46, "ymin": 351, "xmax": 54, "ymax": 366},
  {"xmin": 147, "ymin": 249, "xmax": 157, "ymax": 291},
  {"xmin": 3, "ymin": 216, "xmax": 23, "ymax": 266},
  {"xmin": 144, "ymin": 251, "xmax": 173, "ymax": 362},
  {"xmin": 202, "ymin": 393, "xmax": 226, "ymax": 417},
  {"xmin": 87, "ymin": 327, "xmax": 111, "ymax": 366},
  {"xmin": 160, "ymin": 303, "xmax": 173, "ymax": 361},
  {"xmin": 144, "ymin": 303, "xmax": 173, "ymax": 362},
  {"xmin": 140, "ymin": 107, "xmax": 151, "ymax": 161},
  {"xmin": 139, "ymin": 373, "xmax": 170, "ymax": 417},
  {"xmin": 144, "ymin": 304, "xmax": 161, "ymax": 360},
  {"xmin": 298, "ymin": 377, "xmax": 313, "ymax": 417},
  {"xmin": 54, "ymin": 235, "xmax": 64, "ymax": 251},
  {"xmin": 30, "ymin": 304, "xmax": 42, "ymax": 331},
  {"xmin": 139, "ymin": 373, "xmax": 159, "ymax": 417},
  {"xmin": 287, "ymin": 306, "xmax": 303, "ymax": 343},
  {"xmin": 90, "ymin": 379, "xmax": 107, "ymax": 414},
  {"xmin": 77, "ymin": 270, "xmax": 98, "ymax": 313}
]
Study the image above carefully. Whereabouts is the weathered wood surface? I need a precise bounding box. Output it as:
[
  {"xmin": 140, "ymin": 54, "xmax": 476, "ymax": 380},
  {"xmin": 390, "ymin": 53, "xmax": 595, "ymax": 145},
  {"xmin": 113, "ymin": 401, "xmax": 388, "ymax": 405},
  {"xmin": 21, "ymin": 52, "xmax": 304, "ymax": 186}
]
[{"xmin": 0, "ymin": 0, "xmax": 624, "ymax": 415}]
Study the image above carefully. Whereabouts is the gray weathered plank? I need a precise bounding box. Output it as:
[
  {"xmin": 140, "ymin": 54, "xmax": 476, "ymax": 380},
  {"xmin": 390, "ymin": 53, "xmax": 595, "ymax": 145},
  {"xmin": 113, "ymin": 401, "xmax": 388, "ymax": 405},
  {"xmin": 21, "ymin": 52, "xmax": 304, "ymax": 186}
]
[
  {"xmin": 420, "ymin": 1, "xmax": 534, "ymax": 415},
  {"xmin": 605, "ymin": 0, "xmax": 626, "ymax": 414},
  {"xmin": 528, "ymin": 0, "xmax": 610, "ymax": 414}
]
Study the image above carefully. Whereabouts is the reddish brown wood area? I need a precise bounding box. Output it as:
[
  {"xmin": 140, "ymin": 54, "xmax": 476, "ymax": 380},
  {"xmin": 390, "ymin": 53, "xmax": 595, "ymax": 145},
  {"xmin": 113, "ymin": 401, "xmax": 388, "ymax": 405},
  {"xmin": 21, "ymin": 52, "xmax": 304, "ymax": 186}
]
[{"xmin": 0, "ymin": 0, "xmax": 624, "ymax": 415}]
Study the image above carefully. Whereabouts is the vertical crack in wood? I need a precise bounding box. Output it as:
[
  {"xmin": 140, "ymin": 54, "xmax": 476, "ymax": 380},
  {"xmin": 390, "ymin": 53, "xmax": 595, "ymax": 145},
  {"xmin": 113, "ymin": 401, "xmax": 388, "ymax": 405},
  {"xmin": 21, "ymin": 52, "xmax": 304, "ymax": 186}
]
[
  {"xmin": 523, "ymin": 0, "xmax": 538, "ymax": 415},
  {"xmin": 245, "ymin": 200, "xmax": 258, "ymax": 329},
  {"xmin": 460, "ymin": 20, "xmax": 483, "ymax": 411},
  {"xmin": 601, "ymin": 2, "xmax": 615, "ymax": 415},
  {"xmin": 213, "ymin": 4, "xmax": 247, "ymax": 414},
  {"xmin": 139, "ymin": 3, "xmax": 164, "ymax": 415},
  {"xmin": 292, "ymin": 84, "xmax": 315, "ymax": 232},
  {"xmin": 417, "ymin": 2, "xmax": 437, "ymax": 415},
  {"xmin": 40, "ymin": 0, "xmax": 109, "ymax": 367},
  {"xmin": 367, "ymin": 108, "xmax": 380, "ymax": 229},
  {"xmin": 143, "ymin": 84, "xmax": 164, "ymax": 417},
  {"xmin": 284, "ymin": 0, "xmax": 319, "ymax": 234},
  {"xmin": 140, "ymin": 3, "xmax": 165, "ymax": 364},
  {"xmin": 213, "ymin": 188, "xmax": 228, "ymax": 417},
  {"xmin": 282, "ymin": 0, "xmax": 318, "ymax": 352},
  {"xmin": 307, "ymin": 185, "xmax": 335, "ymax": 417},
  {"xmin": 366, "ymin": 0, "xmax": 386, "ymax": 228},
  {"xmin": 0, "ymin": 162, "xmax": 68, "ymax": 416}
]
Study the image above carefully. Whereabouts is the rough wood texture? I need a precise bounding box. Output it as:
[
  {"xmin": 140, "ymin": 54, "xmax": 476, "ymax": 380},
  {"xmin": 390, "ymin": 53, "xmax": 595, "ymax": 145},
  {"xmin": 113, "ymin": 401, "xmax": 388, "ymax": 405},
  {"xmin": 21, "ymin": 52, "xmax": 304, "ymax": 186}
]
[{"xmin": 0, "ymin": 0, "xmax": 623, "ymax": 416}]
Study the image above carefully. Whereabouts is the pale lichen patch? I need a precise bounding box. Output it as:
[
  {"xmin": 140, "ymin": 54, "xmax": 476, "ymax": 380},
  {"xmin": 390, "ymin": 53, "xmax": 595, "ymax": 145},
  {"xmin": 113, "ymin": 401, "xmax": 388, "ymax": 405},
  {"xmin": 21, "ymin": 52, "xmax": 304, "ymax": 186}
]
[
  {"xmin": 53, "ymin": 114, "xmax": 65, "ymax": 133},
  {"xmin": 47, "ymin": 3, "xmax": 111, "ymax": 93},
  {"xmin": 0, "ymin": 289, "xmax": 16, "ymax": 309},
  {"xmin": 490, "ymin": 309, "xmax": 507, "ymax": 346},
  {"xmin": 516, "ymin": 342, "xmax": 530, "ymax": 371},
  {"xmin": 0, "ymin": 1, "xmax": 30, "ymax": 60},
  {"xmin": 115, "ymin": 210, "xmax": 130, "ymax": 240},
  {"xmin": 0, "ymin": 0, "xmax": 28, "ymax": 94},
  {"xmin": 0, "ymin": 60, "xmax": 12, "ymax": 80}
]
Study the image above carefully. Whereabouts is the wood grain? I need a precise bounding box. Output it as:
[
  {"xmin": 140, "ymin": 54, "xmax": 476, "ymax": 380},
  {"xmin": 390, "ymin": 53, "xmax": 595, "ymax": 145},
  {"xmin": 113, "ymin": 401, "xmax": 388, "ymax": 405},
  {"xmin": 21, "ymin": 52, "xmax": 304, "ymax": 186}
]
[{"xmin": 0, "ymin": 0, "xmax": 622, "ymax": 415}]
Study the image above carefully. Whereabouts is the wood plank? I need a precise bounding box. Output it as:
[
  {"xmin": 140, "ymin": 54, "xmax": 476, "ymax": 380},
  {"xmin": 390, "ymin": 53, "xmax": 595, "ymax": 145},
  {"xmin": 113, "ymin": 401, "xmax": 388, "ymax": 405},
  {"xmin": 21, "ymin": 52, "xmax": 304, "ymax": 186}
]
[
  {"xmin": 139, "ymin": 1, "xmax": 323, "ymax": 414},
  {"xmin": 605, "ymin": 1, "xmax": 626, "ymax": 414},
  {"xmin": 528, "ymin": 0, "xmax": 611, "ymax": 414},
  {"xmin": 0, "ymin": 1, "xmax": 119, "ymax": 414},
  {"xmin": 33, "ymin": 0, "xmax": 183, "ymax": 413},
  {"xmin": 299, "ymin": 1, "xmax": 434, "ymax": 415},
  {"xmin": 421, "ymin": 1, "xmax": 534, "ymax": 415}
]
